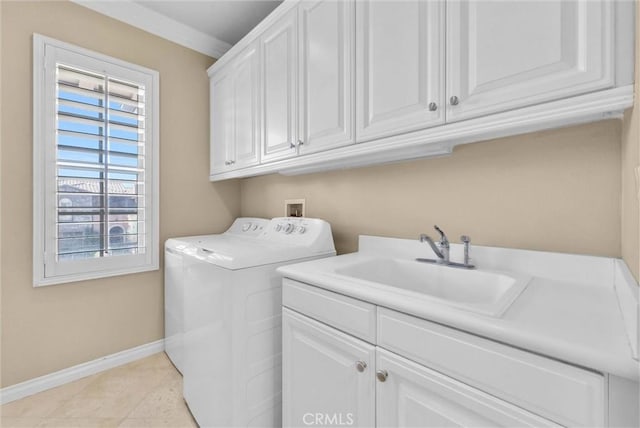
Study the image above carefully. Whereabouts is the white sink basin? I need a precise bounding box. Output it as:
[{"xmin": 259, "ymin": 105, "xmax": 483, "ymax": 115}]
[{"xmin": 334, "ymin": 258, "xmax": 530, "ymax": 317}]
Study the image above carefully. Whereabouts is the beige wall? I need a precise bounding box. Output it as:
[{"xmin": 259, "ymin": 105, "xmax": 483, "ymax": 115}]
[
  {"xmin": 242, "ymin": 121, "xmax": 622, "ymax": 257},
  {"xmin": 1, "ymin": 0, "xmax": 638, "ymax": 391},
  {"xmin": 0, "ymin": 1, "xmax": 240, "ymax": 387},
  {"xmin": 621, "ymin": 5, "xmax": 640, "ymax": 283}
]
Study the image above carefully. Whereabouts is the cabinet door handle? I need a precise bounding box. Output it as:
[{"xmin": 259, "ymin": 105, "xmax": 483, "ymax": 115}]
[
  {"xmin": 224, "ymin": 160, "xmax": 231, "ymax": 166},
  {"xmin": 355, "ymin": 361, "xmax": 367, "ymax": 372},
  {"xmin": 376, "ymin": 370, "xmax": 388, "ymax": 382},
  {"xmin": 428, "ymin": 102, "xmax": 437, "ymax": 111},
  {"xmin": 298, "ymin": 139, "xmax": 304, "ymax": 146},
  {"xmin": 290, "ymin": 142, "xmax": 296, "ymax": 149},
  {"xmin": 450, "ymin": 96, "xmax": 459, "ymax": 106}
]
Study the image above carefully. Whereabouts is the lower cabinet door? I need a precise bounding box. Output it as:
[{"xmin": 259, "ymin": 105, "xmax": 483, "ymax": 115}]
[
  {"xmin": 282, "ymin": 308, "xmax": 375, "ymax": 428},
  {"xmin": 376, "ymin": 348, "xmax": 559, "ymax": 428}
]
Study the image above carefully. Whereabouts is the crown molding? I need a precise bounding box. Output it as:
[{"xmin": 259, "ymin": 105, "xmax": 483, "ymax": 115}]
[{"xmin": 71, "ymin": 0, "xmax": 232, "ymax": 59}]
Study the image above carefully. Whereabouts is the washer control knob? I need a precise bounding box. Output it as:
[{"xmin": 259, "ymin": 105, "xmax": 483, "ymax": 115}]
[
  {"xmin": 275, "ymin": 224, "xmax": 283, "ymax": 232},
  {"xmin": 242, "ymin": 223, "xmax": 252, "ymax": 232},
  {"xmin": 284, "ymin": 223, "xmax": 295, "ymax": 234},
  {"xmin": 298, "ymin": 226, "xmax": 306, "ymax": 234},
  {"xmin": 252, "ymin": 224, "xmax": 259, "ymax": 231}
]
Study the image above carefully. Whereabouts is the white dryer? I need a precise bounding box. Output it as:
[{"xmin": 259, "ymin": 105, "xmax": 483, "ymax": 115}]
[
  {"xmin": 182, "ymin": 217, "xmax": 335, "ymax": 428},
  {"xmin": 164, "ymin": 218, "xmax": 269, "ymax": 373}
]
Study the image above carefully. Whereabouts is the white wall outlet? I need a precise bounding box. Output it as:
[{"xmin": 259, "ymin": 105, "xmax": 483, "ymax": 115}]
[{"xmin": 285, "ymin": 199, "xmax": 306, "ymax": 217}]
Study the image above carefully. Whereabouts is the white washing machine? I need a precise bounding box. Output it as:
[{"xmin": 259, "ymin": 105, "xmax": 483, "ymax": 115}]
[
  {"xmin": 182, "ymin": 217, "xmax": 335, "ymax": 428},
  {"xmin": 164, "ymin": 218, "xmax": 269, "ymax": 373}
]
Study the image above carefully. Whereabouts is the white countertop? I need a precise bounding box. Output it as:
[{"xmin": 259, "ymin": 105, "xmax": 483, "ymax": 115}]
[{"xmin": 278, "ymin": 236, "xmax": 640, "ymax": 381}]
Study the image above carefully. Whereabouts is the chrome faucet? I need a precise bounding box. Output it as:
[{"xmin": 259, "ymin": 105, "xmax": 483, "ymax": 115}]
[
  {"xmin": 419, "ymin": 225, "xmax": 449, "ymax": 263},
  {"xmin": 417, "ymin": 225, "xmax": 475, "ymax": 269}
]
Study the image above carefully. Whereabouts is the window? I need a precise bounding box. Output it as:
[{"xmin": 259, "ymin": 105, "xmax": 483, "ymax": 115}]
[{"xmin": 33, "ymin": 34, "xmax": 159, "ymax": 286}]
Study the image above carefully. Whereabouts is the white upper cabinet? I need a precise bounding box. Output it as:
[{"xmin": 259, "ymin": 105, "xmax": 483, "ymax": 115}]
[
  {"xmin": 232, "ymin": 43, "xmax": 261, "ymax": 169},
  {"xmin": 356, "ymin": 0, "xmax": 445, "ymax": 142},
  {"xmin": 298, "ymin": 0, "xmax": 355, "ymax": 154},
  {"xmin": 208, "ymin": 0, "xmax": 632, "ymax": 180},
  {"xmin": 261, "ymin": 8, "xmax": 298, "ymax": 163},
  {"xmin": 209, "ymin": 42, "xmax": 260, "ymax": 173},
  {"xmin": 210, "ymin": 66, "xmax": 234, "ymax": 174},
  {"xmin": 446, "ymin": 0, "xmax": 614, "ymax": 122}
]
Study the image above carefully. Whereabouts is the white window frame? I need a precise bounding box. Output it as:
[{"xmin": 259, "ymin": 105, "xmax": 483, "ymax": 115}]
[{"xmin": 33, "ymin": 34, "xmax": 160, "ymax": 287}]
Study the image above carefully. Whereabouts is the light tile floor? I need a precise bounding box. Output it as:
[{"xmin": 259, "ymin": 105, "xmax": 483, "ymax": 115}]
[{"xmin": 0, "ymin": 353, "xmax": 197, "ymax": 428}]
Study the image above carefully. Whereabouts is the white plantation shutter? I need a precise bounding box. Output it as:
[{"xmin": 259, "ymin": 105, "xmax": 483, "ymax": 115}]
[
  {"xmin": 56, "ymin": 65, "xmax": 146, "ymax": 260},
  {"xmin": 33, "ymin": 35, "xmax": 159, "ymax": 286}
]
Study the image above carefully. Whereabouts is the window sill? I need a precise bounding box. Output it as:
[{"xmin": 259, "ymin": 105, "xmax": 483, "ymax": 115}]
[{"xmin": 33, "ymin": 263, "xmax": 159, "ymax": 287}]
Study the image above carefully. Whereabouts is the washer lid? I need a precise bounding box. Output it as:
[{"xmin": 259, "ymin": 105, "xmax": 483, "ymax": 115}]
[
  {"xmin": 184, "ymin": 239, "xmax": 335, "ymax": 270},
  {"xmin": 164, "ymin": 217, "xmax": 268, "ymax": 252},
  {"xmin": 165, "ymin": 234, "xmax": 218, "ymax": 253}
]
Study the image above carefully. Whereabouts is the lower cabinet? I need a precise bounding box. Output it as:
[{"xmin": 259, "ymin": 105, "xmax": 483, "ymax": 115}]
[
  {"xmin": 283, "ymin": 307, "xmax": 557, "ymax": 428},
  {"xmin": 376, "ymin": 349, "xmax": 556, "ymax": 427},
  {"xmin": 282, "ymin": 308, "xmax": 375, "ymax": 428}
]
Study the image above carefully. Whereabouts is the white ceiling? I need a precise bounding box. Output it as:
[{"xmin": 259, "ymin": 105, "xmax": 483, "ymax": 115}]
[
  {"xmin": 72, "ymin": 0, "xmax": 282, "ymax": 58},
  {"xmin": 135, "ymin": 1, "xmax": 282, "ymax": 46}
]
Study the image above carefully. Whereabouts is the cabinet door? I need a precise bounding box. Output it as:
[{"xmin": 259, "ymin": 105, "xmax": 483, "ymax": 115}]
[
  {"xmin": 282, "ymin": 308, "xmax": 375, "ymax": 428},
  {"xmin": 232, "ymin": 42, "xmax": 260, "ymax": 169},
  {"xmin": 261, "ymin": 9, "xmax": 298, "ymax": 162},
  {"xmin": 376, "ymin": 348, "xmax": 559, "ymax": 427},
  {"xmin": 447, "ymin": 0, "xmax": 613, "ymax": 122},
  {"xmin": 298, "ymin": 0, "xmax": 354, "ymax": 154},
  {"xmin": 356, "ymin": 0, "xmax": 444, "ymax": 142},
  {"xmin": 210, "ymin": 68, "xmax": 234, "ymax": 174}
]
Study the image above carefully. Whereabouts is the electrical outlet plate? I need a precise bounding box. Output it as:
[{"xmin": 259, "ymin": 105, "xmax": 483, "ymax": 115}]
[{"xmin": 285, "ymin": 199, "xmax": 305, "ymax": 217}]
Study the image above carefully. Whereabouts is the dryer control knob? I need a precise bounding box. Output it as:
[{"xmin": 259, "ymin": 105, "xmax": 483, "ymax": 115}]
[{"xmin": 242, "ymin": 223, "xmax": 252, "ymax": 232}]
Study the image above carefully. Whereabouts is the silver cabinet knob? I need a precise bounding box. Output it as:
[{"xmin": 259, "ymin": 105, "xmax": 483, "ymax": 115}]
[
  {"xmin": 450, "ymin": 96, "xmax": 459, "ymax": 106},
  {"xmin": 290, "ymin": 142, "xmax": 296, "ymax": 149},
  {"xmin": 355, "ymin": 361, "xmax": 367, "ymax": 372},
  {"xmin": 224, "ymin": 160, "xmax": 231, "ymax": 166},
  {"xmin": 428, "ymin": 102, "xmax": 437, "ymax": 111},
  {"xmin": 298, "ymin": 139, "xmax": 304, "ymax": 146},
  {"xmin": 376, "ymin": 370, "xmax": 388, "ymax": 382}
]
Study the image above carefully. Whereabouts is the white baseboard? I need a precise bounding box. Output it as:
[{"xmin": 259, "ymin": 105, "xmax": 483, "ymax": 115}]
[{"xmin": 0, "ymin": 339, "xmax": 165, "ymax": 405}]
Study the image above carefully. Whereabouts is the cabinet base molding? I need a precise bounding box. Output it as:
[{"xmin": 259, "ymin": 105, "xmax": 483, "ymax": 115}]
[{"xmin": 210, "ymin": 85, "xmax": 633, "ymax": 181}]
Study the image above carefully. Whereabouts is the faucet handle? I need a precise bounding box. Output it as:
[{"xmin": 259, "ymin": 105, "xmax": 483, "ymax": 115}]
[
  {"xmin": 434, "ymin": 225, "xmax": 449, "ymax": 246},
  {"xmin": 460, "ymin": 235, "xmax": 470, "ymax": 244}
]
